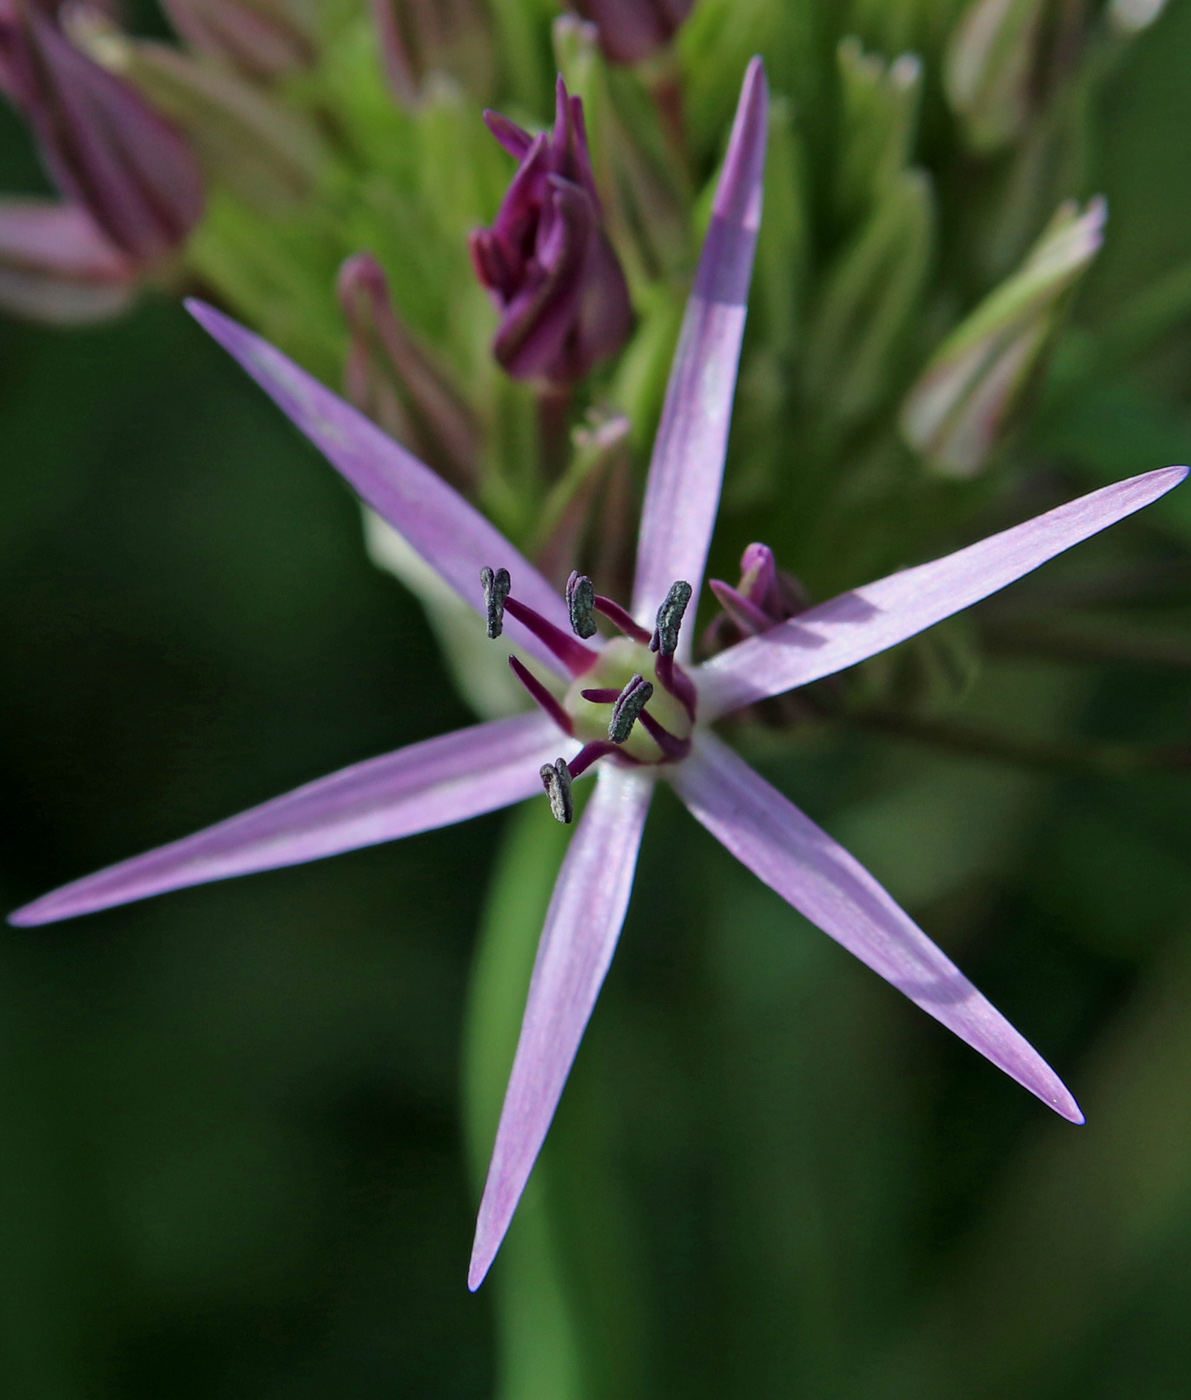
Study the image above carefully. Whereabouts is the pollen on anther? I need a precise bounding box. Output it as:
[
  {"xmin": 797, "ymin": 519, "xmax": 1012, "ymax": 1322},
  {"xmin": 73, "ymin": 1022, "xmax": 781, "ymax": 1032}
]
[
  {"xmin": 540, "ymin": 757, "xmax": 574, "ymax": 823},
  {"xmin": 566, "ymin": 572, "xmax": 599, "ymax": 639},
  {"xmin": 608, "ymin": 674, "xmax": 653, "ymax": 744},
  {"xmin": 481, "ymin": 566, "xmax": 511, "ymax": 639},
  {"xmin": 651, "ymin": 580, "xmax": 692, "ymax": 656}
]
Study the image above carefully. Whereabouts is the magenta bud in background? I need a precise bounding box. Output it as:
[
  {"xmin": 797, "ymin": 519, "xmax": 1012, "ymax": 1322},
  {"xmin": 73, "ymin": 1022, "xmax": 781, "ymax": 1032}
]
[
  {"xmin": 371, "ymin": 0, "xmax": 495, "ymax": 107},
  {"xmin": 0, "ymin": 0, "xmax": 204, "ymax": 262},
  {"xmin": 569, "ymin": 0, "xmax": 693, "ymax": 66},
  {"xmin": 338, "ymin": 250, "xmax": 482, "ymax": 492},
  {"xmin": 470, "ymin": 76, "xmax": 633, "ymax": 387},
  {"xmin": 161, "ymin": 0, "xmax": 315, "ymax": 81},
  {"xmin": 0, "ymin": 196, "xmax": 137, "ymax": 322}
]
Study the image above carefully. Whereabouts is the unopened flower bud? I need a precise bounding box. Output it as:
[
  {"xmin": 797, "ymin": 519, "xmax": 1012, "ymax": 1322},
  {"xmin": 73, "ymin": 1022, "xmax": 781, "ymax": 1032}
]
[
  {"xmin": 945, "ymin": 0, "xmax": 1045, "ymax": 153},
  {"xmin": 0, "ymin": 0, "xmax": 204, "ymax": 262},
  {"xmin": 706, "ymin": 542, "xmax": 809, "ymax": 647},
  {"xmin": 0, "ymin": 197, "xmax": 136, "ymax": 323},
  {"xmin": 71, "ymin": 15, "xmax": 325, "ymax": 211},
  {"xmin": 372, "ymin": 0, "xmax": 495, "ymax": 107},
  {"xmin": 161, "ymin": 0, "xmax": 316, "ymax": 81},
  {"xmin": 338, "ymin": 252, "xmax": 481, "ymax": 491},
  {"xmin": 568, "ymin": 0, "xmax": 693, "ymax": 67},
  {"xmin": 805, "ymin": 167, "xmax": 934, "ymax": 429},
  {"xmin": 836, "ymin": 36, "xmax": 922, "ymax": 224},
  {"xmin": 900, "ymin": 196, "xmax": 1104, "ymax": 478},
  {"xmin": 470, "ymin": 76, "xmax": 633, "ymax": 387}
]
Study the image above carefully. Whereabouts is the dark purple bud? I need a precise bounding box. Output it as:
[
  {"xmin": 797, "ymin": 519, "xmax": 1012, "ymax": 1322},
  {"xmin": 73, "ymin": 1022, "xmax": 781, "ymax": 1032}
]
[
  {"xmin": 0, "ymin": 0, "xmax": 204, "ymax": 262},
  {"xmin": 371, "ymin": 0, "xmax": 494, "ymax": 107},
  {"xmin": 161, "ymin": 0, "xmax": 315, "ymax": 81},
  {"xmin": 470, "ymin": 76, "xmax": 633, "ymax": 387},
  {"xmin": 0, "ymin": 196, "xmax": 137, "ymax": 322},
  {"xmin": 569, "ymin": 0, "xmax": 693, "ymax": 66},
  {"xmin": 338, "ymin": 251, "xmax": 482, "ymax": 491}
]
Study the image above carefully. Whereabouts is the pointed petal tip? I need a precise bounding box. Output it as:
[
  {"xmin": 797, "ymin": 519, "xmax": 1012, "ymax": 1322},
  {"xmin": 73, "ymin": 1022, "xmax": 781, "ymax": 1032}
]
[
  {"xmin": 713, "ymin": 57, "xmax": 769, "ymax": 228},
  {"xmin": 185, "ymin": 296, "xmax": 229, "ymax": 338},
  {"xmin": 1048, "ymin": 1081, "xmax": 1085, "ymax": 1124},
  {"xmin": 1020, "ymin": 1061, "xmax": 1083, "ymax": 1124},
  {"xmin": 466, "ymin": 1249, "xmax": 491, "ymax": 1292},
  {"xmin": 7, "ymin": 892, "xmax": 76, "ymax": 927}
]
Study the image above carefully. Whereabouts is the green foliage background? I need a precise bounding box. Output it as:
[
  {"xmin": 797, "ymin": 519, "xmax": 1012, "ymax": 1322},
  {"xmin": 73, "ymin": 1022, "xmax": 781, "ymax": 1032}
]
[{"xmin": 4, "ymin": 3, "xmax": 1191, "ymax": 1397}]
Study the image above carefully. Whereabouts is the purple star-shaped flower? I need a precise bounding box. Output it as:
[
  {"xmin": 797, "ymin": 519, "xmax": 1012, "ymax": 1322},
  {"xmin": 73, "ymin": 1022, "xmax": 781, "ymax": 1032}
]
[{"xmin": 9, "ymin": 60, "xmax": 1185, "ymax": 1291}]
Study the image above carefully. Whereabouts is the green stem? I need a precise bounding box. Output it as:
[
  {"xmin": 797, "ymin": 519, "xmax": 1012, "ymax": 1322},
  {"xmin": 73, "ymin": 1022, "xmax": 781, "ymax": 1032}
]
[{"xmin": 462, "ymin": 800, "xmax": 584, "ymax": 1400}]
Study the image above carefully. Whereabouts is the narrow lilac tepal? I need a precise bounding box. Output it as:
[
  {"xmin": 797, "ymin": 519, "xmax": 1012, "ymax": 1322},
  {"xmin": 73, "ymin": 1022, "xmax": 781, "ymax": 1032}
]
[{"xmin": 9, "ymin": 59, "xmax": 1188, "ymax": 1293}]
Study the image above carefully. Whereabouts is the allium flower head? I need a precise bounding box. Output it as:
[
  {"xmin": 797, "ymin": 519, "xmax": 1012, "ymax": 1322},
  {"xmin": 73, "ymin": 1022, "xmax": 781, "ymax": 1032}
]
[
  {"xmin": 470, "ymin": 75, "xmax": 633, "ymax": 386},
  {"xmin": 9, "ymin": 60, "xmax": 1187, "ymax": 1292}
]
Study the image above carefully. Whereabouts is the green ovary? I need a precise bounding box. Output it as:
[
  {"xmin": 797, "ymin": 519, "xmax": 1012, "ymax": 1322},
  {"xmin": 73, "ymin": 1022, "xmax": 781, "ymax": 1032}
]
[{"xmin": 563, "ymin": 637, "xmax": 694, "ymax": 763}]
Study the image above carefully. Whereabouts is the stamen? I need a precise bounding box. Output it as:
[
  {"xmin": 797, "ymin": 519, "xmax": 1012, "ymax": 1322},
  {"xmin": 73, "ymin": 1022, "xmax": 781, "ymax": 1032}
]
[
  {"xmin": 480, "ymin": 566, "xmax": 511, "ymax": 639},
  {"xmin": 502, "ymin": 595, "xmax": 599, "ymax": 676},
  {"xmin": 568, "ymin": 740, "xmax": 632, "ymax": 779},
  {"xmin": 580, "ymin": 687, "xmax": 622, "ymax": 703},
  {"xmin": 655, "ymin": 653, "xmax": 697, "ymax": 722},
  {"xmin": 650, "ymin": 580, "xmax": 692, "ymax": 656},
  {"xmin": 565, "ymin": 572, "xmax": 599, "ymax": 639},
  {"xmin": 593, "ymin": 595, "xmax": 652, "ymax": 645},
  {"xmin": 608, "ymin": 674, "xmax": 653, "ymax": 744},
  {"xmin": 540, "ymin": 758, "xmax": 574, "ymax": 824},
  {"xmin": 509, "ymin": 657, "xmax": 574, "ymax": 735},
  {"xmin": 636, "ymin": 708, "xmax": 692, "ymax": 761}
]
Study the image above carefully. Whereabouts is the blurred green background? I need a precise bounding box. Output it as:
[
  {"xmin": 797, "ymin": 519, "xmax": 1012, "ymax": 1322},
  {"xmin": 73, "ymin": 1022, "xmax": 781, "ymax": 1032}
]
[{"xmin": 5, "ymin": 4, "xmax": 1191, "ymax": 1398}]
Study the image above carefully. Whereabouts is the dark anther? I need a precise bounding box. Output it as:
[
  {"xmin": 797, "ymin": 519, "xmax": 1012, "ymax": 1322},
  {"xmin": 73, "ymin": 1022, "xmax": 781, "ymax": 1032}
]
[
  {"xmin": 608, "ymin": 674, "xmax": 653, "ymax": 744},
  {"xmin": 566, "ymin": 572, "xmax": 599, "ymax": 639},
  {"xmin": 481, "ymin": 566, "xmax": 511, "ymax": 639},
  {"xmin": 651, "ymin": 580, "xmax": 692, "ymax": 656},
  {"xmin": 540, "ymin": 757, "xmax": 574, "ymax": 823}
]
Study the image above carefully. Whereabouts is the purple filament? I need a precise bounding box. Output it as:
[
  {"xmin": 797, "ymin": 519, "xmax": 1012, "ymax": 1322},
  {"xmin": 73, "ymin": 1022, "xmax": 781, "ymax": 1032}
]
[
  {"xmin": 655, "ymin": 653, "xmax": 697, "ymax": 721},
  {"xmin": 637, "ymin": 709, "xmax": 691, "ymax": 761},
  {"xmin": 593, "ymin": 595, "xmax": 652, "ymax": 645},
  {"xmin": 504, "ymin": 595, "xmax": 599, "ymax": 676},
  {"xmin": 509, "ymin": 656, "xmax": 574, "ymax": 735}
]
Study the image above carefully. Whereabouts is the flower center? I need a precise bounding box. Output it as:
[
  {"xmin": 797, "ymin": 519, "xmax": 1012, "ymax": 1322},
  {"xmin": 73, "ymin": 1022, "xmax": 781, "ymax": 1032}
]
[
  {"xmin": 564, "ymin": 637, "xmax": 694, "ymax": 763},
  {"xmin": 480, "ymin": 567, "xmax": 699, "ymax": 821}
]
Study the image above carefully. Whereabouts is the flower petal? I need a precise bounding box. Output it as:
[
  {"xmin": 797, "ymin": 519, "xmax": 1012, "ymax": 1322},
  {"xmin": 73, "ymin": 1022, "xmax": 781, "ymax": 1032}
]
[
  {"xmin": 186, "ymin": 300, "xmax": 587, "ymax": 678},
  {"xmin": 698, "ymin": 465, "xmax": 1188, "ymax": 716},
  {"xmin": 631, "ymin": 57, "xmax": 768, "ymax": 645},
  {"xmin": 9, "ymin": 712, "xmax": 568, "ymax": 927},
  {"xmin": 469, "ymin": 762, "xmax": 654, "ymax": 1290},
  {"xmin": 674, "ymin": 734, "xmax": 1083, "ymax": 1121}
]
